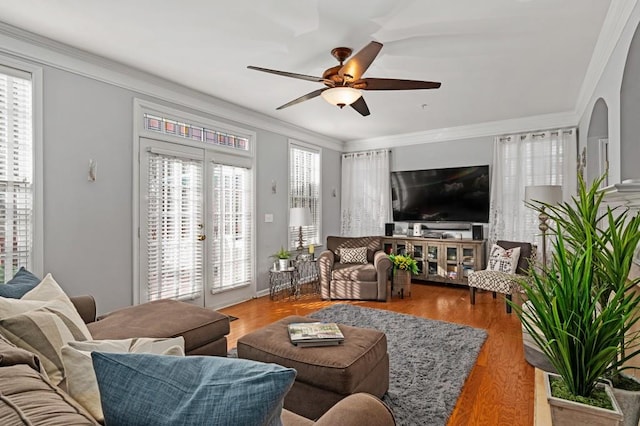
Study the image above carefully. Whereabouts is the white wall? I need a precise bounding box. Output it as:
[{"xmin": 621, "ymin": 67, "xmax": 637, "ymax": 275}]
[
  {"xmin": 390, "ymin": 137, "xmax": 494, "ymax": 172},
  {"xmin": 579, "ymin": 2, "xmax": 640, "ymax": 183},
  {"xmin": 10, "ymin": 58, "xmax": 342, "ymax": 314}
]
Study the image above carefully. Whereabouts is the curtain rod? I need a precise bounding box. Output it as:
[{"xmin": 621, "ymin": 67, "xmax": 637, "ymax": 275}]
[
  {"xmin": 498, "ymin": 128, "xmax": 574, "ymax": 142},
  {"xmin": 342, "ymin": 149, "xmax": 390, "ymax": 159}
]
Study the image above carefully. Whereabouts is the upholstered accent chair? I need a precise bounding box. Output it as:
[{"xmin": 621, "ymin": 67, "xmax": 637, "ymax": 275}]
[
  {"xmin": 318, "ymin": 236, "xmax": 392, "ymax": 301},
  {"xmin": 468, "ymin": 240, "xmax": 533, "ymax": 313}
]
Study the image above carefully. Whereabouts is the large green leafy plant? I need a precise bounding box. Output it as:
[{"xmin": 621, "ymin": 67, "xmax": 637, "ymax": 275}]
[
  {"xmin": 514, "ymin": 174, "xmax": 640, "ymax": 402},
  {"xmin": 540, "ymin": 175, "xmax": 640, "ymax": 310}
]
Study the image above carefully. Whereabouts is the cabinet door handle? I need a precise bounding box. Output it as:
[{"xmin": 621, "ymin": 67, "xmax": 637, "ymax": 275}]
[{"xmin": 197, "ymin": 235, "xmax": 206, "ymax": 241}]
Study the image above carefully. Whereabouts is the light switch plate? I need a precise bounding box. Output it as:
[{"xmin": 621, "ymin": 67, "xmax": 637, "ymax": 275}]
[{"xmin": 265, "ymin": 213, "xmax": 273, "ymax": 223}]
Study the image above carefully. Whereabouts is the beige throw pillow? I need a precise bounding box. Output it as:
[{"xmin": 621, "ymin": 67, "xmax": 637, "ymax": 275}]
[
  {"xmin": 487, "ymin": 244, "xmax": 521, "ymax": 274},
  {"xmin": 61, "ymin": 337, "xmax": 185, "ymax": 422},
  {"xmin": 0, "ymin": 274, "xmax": 92, "ymax": 385}
]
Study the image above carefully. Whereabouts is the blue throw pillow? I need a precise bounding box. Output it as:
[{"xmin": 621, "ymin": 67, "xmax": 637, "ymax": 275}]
[
  {"xmin": 92, "ymin": 352, "xmax": 296, "ymax": 426},
  {"xmin": 0, "ymin": 267, "xmax": 41, "ymax": 298}
]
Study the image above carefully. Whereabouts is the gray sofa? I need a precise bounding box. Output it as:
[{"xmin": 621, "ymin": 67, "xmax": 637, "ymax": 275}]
[{"xmin": 318, "ymin": 236, "xmax": 392, "ymax": 301}]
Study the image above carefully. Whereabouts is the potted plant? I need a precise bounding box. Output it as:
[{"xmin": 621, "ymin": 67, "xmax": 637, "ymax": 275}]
[
  {"xmin": 515, "ymin": 174, "xmax": 640, "ymax": 425},
  {"xmin": 388, "ymin": 253, "xmax": 418, "ymax": 297},
  {"xmin": 535, "ymin": 174, "xmax": 640, "ymax": 425},
  {"xmin": 271, "ymin": 247, "xmax": 291, "ymax": 270}
]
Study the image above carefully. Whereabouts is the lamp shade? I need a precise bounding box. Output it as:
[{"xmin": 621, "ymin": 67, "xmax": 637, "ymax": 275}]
[
  {"xmin": 320, "ymin": 87, "xmax": 362, "ymax": 107},
  {"xmin": 289, "ymin": 207, "xmax": 312, "ymax": 227},
  {"xmin": 524, "ymin": 185, "xmax": 563, "ymax": 206}
]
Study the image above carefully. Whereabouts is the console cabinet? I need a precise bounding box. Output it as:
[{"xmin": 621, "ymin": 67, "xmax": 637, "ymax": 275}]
[{"xmin": 382, "ymin": 236, "xmax": 486, "ymax": 286}]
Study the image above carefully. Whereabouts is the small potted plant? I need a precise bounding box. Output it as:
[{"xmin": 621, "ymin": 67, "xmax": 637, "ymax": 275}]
[
  {"xmin": 388, "ymin": 253, "xmax": 419, "ymax": 298},
  {"xmin": 271, "ymin": 247, "xmax": 291, "ymax": 270}
]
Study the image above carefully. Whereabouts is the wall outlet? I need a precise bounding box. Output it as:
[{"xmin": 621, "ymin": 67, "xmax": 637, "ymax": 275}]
[{"xmin": 264, "ymin": 213, "xmax": 273, "ymax": 223}]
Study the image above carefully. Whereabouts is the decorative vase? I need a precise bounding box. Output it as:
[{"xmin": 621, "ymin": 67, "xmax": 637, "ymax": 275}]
[
  {"xmin": 278, "ymin": 259, "xmax": 289, "ymax": 270},
  {"xmin": 545, "ymin": 372, "xmax": 623, "ymax": 426},
  {"xmin": 612, "ymin": 374, "xmax": 640, "ymax": 426}
]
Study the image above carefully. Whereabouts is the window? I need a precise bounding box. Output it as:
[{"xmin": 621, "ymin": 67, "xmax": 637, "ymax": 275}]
[
  {"xmin": 210, "ymin": 163, "xmax": 252, "ymax": 292},
  {"xmin": 0, "ymin": 65, "xmax": 33, "ymax": 282},
  {"xmin": 289, "ymin": 142, "xmax": 320, "ymax": 249},
  {"xmin": 489, "ymin": 128, "xmax": 577, "ymax": 254},
  {"xmin": 145, "ymin": 151, "xmax": 204, "ymax": 301},
  {"xmin": 144, "ymin": 113, "xmax": 250, "ymax": 151}
]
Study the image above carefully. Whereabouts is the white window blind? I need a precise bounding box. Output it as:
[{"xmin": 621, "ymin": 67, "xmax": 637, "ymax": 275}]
[
  {"xmin": 0, "ymin": 69, "xmax": 33, "ymax": 282},
  {"xmin": 210, "ymin": 163, "xmax": 253, "ymax": 292},
  {"xmin": 289, "ymin": 144, "xmax": 320, "ymax": 249},
  {"xmin": 146, "ymin": 152, "xmax": 203, "ymax": 301}
]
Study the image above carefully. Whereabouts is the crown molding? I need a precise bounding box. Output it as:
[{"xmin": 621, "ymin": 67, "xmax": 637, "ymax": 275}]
[
  {"xmin": 574, "ymin": 0, "xmax": 638, "ymax": 121},
  {"xmin": 0, "ymin": 22, "xmax": 344, "ymax": 152},
  {"xmin": 343, "ymin": 111, "xmax": 579, "ymax": 152}
]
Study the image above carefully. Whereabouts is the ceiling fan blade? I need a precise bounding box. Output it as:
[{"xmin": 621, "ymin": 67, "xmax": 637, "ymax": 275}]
[
  {"xmin": 357, "ymin": 78, "xmax": 441, "ymax": 90},
  {"xmin": 350, "ymin": 96, "xmax": 370, "ymax": 116},
  {"xmin": 339, "ymin": 41, "xmax": 383, "ymax": 82},
  {"xmin": 247, "ymin": 65, "xmax": 330, "ymax": 84},
  {"xmin": 276, "ymin": 88, "xmax": 328, "ymax": 110}
]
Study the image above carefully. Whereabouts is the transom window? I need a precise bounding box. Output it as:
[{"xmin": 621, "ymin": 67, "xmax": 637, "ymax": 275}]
[{"xmin": 144, "ymin": 113, "xmax": 250, "ymax": 151}]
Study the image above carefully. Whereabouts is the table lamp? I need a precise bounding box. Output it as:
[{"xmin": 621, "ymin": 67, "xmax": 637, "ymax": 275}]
[
  {"xmin": 289, "ymin": 207, "xmax": 312, "ymax": 251},
  {"xmin": 524, "ymin": 185, "xmax": 563, "ymax": 267}
]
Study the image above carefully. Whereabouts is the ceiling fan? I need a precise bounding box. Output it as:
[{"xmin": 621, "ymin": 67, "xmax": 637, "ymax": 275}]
[{"xmin": 248, "ymin": 41, "xmax": 441, "ymax": 117}]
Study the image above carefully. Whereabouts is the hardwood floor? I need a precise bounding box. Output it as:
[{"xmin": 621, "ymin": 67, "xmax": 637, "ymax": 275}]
[{"xmin": 219, "ymin": 282, "xmax": 534, "ymax": 426}]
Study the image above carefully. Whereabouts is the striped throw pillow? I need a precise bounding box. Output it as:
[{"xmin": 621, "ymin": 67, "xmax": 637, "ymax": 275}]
[{"xmin": 0, "ymin": 274, "xmax": 92, "ymax": 385}]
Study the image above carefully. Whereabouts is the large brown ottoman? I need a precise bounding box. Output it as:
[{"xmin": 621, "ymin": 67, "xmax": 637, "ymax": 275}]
[
  {"xmin": 237, "ymin": 315, "xmax": 389, "ymax": 420},
  {"xmin": 87, "ymin": 299, "xmax": 230, "ymax": 356}
]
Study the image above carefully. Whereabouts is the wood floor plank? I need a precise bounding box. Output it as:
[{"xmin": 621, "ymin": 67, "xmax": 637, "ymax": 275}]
[{"xmin": 219, "ymin": 282, "xmax": 534, "ymax": 426}]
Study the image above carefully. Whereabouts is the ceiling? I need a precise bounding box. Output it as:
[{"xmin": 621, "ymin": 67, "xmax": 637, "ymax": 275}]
[{"xmin": 0, "ymin": 0, "xmax": 614, "ymax": 143}]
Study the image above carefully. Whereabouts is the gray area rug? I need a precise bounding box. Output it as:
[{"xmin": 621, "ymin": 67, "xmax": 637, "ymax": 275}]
[{"xmin": 309, "ymin": 304, "xmax": 487, "ymax": 426}]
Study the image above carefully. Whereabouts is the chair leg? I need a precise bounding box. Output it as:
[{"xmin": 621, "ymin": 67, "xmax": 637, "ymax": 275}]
[
  {"xmin": 506, "ymin": 294, "xmax": 512, "ymax": 314},
  {"xmin": 492, "ymin": 292, "xmax": 497, "ymax": 299},
  {"xmin": 470, "ymin": 287, "xmax": 476, "ymax": 305}
]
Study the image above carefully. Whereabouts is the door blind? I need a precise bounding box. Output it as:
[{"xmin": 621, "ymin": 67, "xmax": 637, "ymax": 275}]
[
  {"xmin": 289, "ymin": 145, "xmax": 320, "ymax": 249},
  {"xmin": 0, "ymin": 71, "xmax": 33, "ymax": 283},
  {"xmin": 146, "ymin": 152, "xmax": 203, "ymax": 301},
  {"xmin": 210, "ymin": 163, "xmax": 252, "ymax": 292}
]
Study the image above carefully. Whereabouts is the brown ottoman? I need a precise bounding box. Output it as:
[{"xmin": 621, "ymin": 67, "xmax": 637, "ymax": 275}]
[
  {"xmin": 88, "ymin": 300, "xmax": 230, "ymax": 356},
  {"xmin": 237, "ymin": 315, "xmax": 389, "ymax": 420}
]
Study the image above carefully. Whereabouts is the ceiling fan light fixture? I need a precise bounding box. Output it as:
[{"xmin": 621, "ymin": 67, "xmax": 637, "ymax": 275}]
[{"xmin": 321, "ymin": 87, "xmax": 361, "ymax": 108}]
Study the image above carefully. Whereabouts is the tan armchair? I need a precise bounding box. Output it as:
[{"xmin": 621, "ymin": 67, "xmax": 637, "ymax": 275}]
[{"xmin": 318, "ymin": 236, "xmax": 392, "ymax": 301}]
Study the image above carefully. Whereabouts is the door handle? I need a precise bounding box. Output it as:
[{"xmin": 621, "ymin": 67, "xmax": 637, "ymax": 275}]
[{"xmin": 197, "ymin": 235, "xmax": 206, "ymax": 241}]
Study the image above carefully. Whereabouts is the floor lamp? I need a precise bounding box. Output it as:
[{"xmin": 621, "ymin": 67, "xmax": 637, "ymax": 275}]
[
  {"xmin": 524, "ymin": 185, "xmax": 563, "ymax": 267},
  {"xmin": 289, "ymin": 207, "xmax": 312, "ymax": 251}
]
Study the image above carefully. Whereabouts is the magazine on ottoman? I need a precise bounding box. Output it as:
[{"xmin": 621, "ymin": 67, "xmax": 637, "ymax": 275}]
[{"xmin": 288, "ymin": 322, "xmax": 345, "ymax": 347}]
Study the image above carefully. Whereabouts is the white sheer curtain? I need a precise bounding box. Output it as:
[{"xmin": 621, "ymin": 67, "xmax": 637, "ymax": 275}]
[
  {"xmin": 341, "ymin": 150, "xmax": 390, "ymax": 236},
  {"xmin": 488, "ymin": 128, "xmax": 577, "ymax": 251}
]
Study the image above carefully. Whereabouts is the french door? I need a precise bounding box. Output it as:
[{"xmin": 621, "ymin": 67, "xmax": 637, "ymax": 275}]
[{"xmin": 139, "ymin": 138, "xmax": 254, "ymax": 309}]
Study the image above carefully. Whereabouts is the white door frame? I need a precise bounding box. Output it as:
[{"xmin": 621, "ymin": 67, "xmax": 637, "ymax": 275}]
[{"xmin": 132, "ymin": 99, "xmax": 257, "ymax": 308}]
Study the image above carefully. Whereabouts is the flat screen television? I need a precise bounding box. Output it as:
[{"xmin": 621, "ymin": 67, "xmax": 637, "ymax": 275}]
[{"xmin": 390, "ymin": 165, "xmax": 490, "ymax": 223}]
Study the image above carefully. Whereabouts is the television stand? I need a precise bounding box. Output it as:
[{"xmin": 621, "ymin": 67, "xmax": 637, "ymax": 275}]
[{"xmin": 382, "ymin": 236, "xmax": 486, "ymax": 286}]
